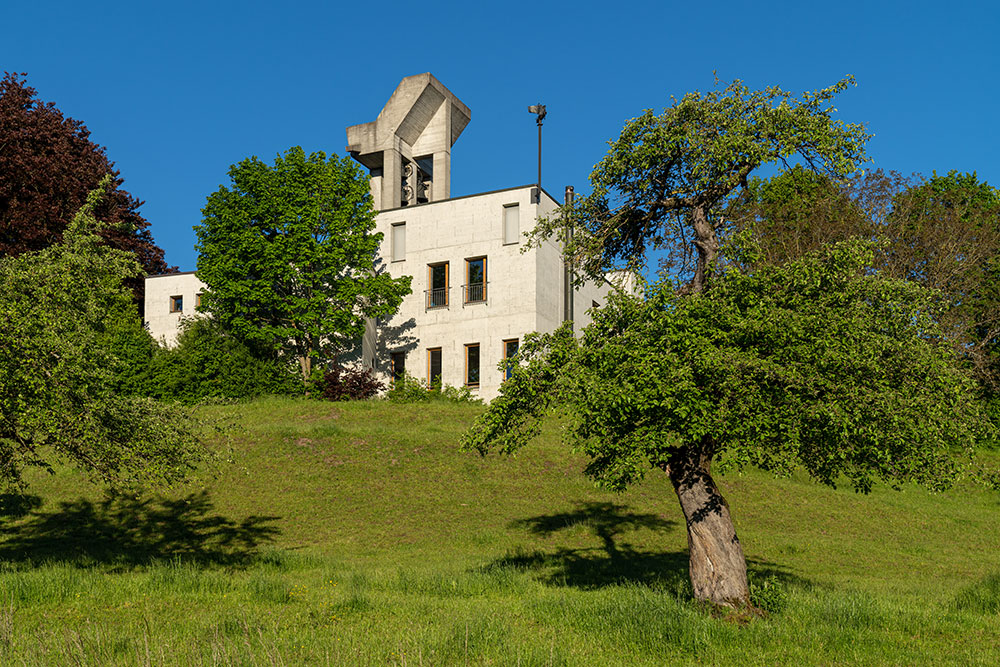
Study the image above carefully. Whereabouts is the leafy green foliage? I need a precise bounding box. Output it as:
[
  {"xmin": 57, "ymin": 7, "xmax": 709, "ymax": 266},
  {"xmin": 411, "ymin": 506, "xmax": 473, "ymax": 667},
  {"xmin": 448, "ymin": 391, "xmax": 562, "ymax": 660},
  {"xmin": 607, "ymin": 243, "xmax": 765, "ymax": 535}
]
[
  {"xmin": 748, "ymin": 573, "xmax": 788, "ymax": 614},
  {"xmin": 535, "ymin": 77, "xmax": 871, "ymax": 292},
  {"xmin": 726, "ymin": 165, "xmax": 872, "ymax": 267},
  {"xmin": 729, "ymin": 167, "xmax": 1000, "ymax": 409},
  {"xmin": 885, "ymin": 171, "xmax": 1000, "ymax": 392},
  {"xmin": 0, "ymin": 178, "xmax": 204, "ymax": 492},
  {"xmin": 144, "ymin": 318, "xmax": 302, "ymax": 404},
  {"xmin": 383, "ymin": 373, "xmax": 482, "ymax": 404},
  {"xmin": 464, "ymin": 241, "xmax": 989, "ymax": 494},
  {"xmin": 195, "ymin": 147, "xmax": 411, "ymax": 381}
]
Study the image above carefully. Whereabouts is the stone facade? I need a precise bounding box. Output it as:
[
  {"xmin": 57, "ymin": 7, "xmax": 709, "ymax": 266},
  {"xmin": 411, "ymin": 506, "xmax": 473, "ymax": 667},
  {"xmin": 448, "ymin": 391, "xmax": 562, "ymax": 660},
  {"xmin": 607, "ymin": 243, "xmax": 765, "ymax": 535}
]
[
  {"xmin": 144, "ymin": 271, "xmax": 206, "ymax": 347},
  {"xmin": 370, "ymin": 183, "xmax": 614, "ymax": 400}
]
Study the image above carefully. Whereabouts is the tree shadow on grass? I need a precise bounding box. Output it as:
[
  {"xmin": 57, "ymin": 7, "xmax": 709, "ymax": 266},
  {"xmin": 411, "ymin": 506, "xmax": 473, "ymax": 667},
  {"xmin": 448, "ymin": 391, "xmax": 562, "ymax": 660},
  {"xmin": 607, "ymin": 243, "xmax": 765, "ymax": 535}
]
[
  {"xmin": 0, "ymin": 490, "xmax": 280, "ymax": 568},
  {"xmin": 484, "ymin": 501, "xmax": 811, "ymax": 591}
]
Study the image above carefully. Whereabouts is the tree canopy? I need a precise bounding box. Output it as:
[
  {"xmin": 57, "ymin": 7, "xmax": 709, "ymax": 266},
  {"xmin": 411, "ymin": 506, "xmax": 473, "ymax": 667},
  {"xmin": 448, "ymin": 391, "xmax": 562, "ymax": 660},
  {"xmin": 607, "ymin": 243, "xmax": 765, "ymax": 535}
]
[
  {"xmin": 729, "ymin": 168, "xmax": 1000, "ymax": 395},
  {"xmin": 465, "ymin": 240, "xmax": 990, "ymax": 606},
  {"xmin": 195, "ymin": 146, "xmax": 411, "ymax": 382},
  {"xmin": 465, "ymin": 78, "xmax": 994, "ymax": 609},
  {"xmin": 0, "ymin": 178, "xmax": 204, "ymax": 493},
  {"xmin": 0, "ymin": 72, "xmax": 172, "ymax": 300},
  {"xmin": 540, "ymin": 76, "xmax": 870, "ymax": 293}
]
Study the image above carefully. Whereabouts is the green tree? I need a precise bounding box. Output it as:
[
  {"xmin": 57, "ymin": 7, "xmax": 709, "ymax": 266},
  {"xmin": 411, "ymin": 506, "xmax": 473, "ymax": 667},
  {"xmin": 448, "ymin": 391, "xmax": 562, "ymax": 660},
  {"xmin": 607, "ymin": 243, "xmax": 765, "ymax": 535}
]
[
  {"xmin": 541, "ymin": 77, "xmax": 870, "ymax": 294},
  {"xmin": 196, "ymin": 147, "xmax": 411, "ymax": 382},
  {"xmin": 0, "ymin": 178, "xmax": 204, "ymax": 493},
  {"xmin": 725, "ymin": 165, "xmax": 873, "ymax": 267},
  {"xmin": 882, "ymin": 171, "xmax": 1000, "ymax": 393},
  {"xmin": 464, "ymin": 79, "xmax": 991, "ymax": 608},
  {"xmin": 730, "ymin": 168, "xmax": 1000, "ymax": 396},
  {"xmin": 465, "ymin": 241, "xmax": 989, "ymax": 608}
]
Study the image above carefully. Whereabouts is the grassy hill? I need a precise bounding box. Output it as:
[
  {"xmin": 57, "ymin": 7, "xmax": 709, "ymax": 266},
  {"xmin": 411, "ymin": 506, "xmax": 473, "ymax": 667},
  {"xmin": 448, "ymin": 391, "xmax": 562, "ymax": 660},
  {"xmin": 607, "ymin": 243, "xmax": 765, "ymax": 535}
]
[{"xmin": 1, "ymin": 396, "xmax": 998, "ymax": 665}]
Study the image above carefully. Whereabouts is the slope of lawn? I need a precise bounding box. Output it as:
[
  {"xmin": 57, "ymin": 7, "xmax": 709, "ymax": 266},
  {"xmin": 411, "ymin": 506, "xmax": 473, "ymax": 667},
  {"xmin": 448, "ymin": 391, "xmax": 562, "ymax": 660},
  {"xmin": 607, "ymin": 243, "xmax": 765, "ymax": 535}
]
[{"xmin": 0, "ymin": 396, "xmax": 998, "ymax": 665}]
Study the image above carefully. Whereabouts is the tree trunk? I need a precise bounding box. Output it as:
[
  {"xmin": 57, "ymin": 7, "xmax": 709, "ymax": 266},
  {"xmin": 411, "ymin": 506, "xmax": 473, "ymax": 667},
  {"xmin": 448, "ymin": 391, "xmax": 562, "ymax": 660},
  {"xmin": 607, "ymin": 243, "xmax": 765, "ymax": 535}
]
[
  {"xmin": 686, "ymin": 204, "xmax": 720, "ymax": 295},
  {"xmin": 665, "ymin": 440, "xmax": 750, "ymax": 607},
  {"xmin": 298, "ymin": 355, "xmax": 312, "ymax": 383}
]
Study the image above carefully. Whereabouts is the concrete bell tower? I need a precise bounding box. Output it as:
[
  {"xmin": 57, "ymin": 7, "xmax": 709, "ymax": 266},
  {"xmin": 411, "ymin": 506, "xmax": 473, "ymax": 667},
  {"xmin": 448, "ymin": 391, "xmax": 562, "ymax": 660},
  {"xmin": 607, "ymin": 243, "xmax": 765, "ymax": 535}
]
[{"xmin": 346, "ymin": 73, "xmax": 471, "ymax": 212}]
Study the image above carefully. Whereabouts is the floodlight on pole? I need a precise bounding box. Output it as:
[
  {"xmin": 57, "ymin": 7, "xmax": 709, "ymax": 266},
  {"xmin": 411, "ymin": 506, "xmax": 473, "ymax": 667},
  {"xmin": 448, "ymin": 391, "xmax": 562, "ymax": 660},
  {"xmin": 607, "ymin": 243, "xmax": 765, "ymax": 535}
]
[{"xmin": 528, "ymin": 104, "xmax": 546, "ymax": 203}]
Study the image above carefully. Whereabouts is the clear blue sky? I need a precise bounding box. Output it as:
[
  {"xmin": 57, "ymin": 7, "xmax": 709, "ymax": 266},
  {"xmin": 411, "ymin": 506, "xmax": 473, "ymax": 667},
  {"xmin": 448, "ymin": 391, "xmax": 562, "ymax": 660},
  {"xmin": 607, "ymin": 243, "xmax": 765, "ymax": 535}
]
[{"xmin": 4, "ymin": 0, "xmax": 998, "ymax": 271}]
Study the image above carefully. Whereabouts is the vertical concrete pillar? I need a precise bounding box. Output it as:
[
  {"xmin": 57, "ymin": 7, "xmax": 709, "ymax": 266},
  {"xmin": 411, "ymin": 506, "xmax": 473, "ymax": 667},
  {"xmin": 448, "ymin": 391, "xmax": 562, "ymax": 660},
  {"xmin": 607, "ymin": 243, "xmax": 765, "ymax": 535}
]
[
  {"xmin": 432, "ymin": 150, "xmax": 450, "ymax": 201},
  {"xmin": 382, "ymin": 148, "xmax": 402, "ymax": 210}
]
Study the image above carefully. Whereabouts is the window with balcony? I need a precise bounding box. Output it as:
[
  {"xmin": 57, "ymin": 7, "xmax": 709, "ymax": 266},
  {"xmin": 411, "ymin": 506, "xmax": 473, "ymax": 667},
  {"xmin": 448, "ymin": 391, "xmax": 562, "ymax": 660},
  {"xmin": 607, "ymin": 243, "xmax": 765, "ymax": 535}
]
[
  {"xmin": 503, "ymin": 204, "xmax": 519, "ymax": 245},
  {"xmin": 503, "ymin": 338, "xmax": 519, "ymax": 380},
  {"xmin": 465, "ymin": 343, "xmax": 480, "ymax": 387},
  {"xmin": 391, "ymin": 223, "xmax": 406, "ymax": 262},
  {"xmin": 464, "ymin": 257, "xmax": 487, "ymax": 304},
  {"xmin": 427, "ymin": 348, "xmax": 442, "ymax": 388},
  {"xmin": 426, "ymin": 262, "xmax": 449, "ymax": 308},
  {"xmin": 170, "ymin": 295, "xmax": 183, "ymax": 313}
]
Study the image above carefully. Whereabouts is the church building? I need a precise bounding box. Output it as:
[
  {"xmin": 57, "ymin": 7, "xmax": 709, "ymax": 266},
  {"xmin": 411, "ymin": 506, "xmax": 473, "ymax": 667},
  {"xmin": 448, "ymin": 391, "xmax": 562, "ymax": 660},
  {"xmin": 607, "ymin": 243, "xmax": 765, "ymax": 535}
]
[{"xmin": 145, "ymin": 74, "xmax": 621, "ymax": 400}]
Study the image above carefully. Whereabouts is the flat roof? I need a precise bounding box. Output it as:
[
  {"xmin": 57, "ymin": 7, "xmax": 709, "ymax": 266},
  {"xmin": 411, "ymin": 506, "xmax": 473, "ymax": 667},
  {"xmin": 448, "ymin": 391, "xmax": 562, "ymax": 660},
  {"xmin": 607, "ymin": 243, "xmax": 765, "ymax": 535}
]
[
  {"xmin": 146, "ymin": 270, "xmax": 198, "ymax": 279},
  {"xmin": 377, "ymin": 184, "xmax": 562, "ymax": 213}
]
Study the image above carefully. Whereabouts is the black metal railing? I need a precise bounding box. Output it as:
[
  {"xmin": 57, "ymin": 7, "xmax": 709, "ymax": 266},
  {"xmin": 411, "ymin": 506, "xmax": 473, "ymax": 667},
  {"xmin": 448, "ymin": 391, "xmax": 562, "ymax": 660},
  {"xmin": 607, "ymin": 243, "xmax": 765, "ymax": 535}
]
[
  {"xmin": 425, "ymin": 287, "xmax": 449, "ymax": 309},
  {"xmin": 463, "ymin": 282, "xmax": 487, "ymax": 304}
]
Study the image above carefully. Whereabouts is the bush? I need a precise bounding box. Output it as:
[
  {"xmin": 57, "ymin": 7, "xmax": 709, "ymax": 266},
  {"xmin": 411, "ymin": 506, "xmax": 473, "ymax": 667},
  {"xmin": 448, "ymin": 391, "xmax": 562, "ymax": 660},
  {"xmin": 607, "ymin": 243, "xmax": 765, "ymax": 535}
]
[
  {"xmin": 146, "ymin": 318, "xmax": 302, "ymax": 403},
  {"xmin": 384, "ymin": 374, "xmax": 431, "ymax": 403},
  {"xmin": 317, "ymin": 365, "xmax": 384, "ymax": 401},
  {"xmin": 749, "ymin": 573, "xmax": 788, "ymax": 614},
  {"xmin": 383, "ymin": 373, "xmax": 482, "ymax": 404}
]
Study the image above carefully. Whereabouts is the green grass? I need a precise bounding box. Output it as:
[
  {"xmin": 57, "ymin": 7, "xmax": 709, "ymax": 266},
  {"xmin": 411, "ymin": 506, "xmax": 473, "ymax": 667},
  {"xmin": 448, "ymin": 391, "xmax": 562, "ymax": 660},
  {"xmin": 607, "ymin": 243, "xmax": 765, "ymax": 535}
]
[{"xmin": 1, "ymin": 396, "xmax": 998, "ymax": 665}]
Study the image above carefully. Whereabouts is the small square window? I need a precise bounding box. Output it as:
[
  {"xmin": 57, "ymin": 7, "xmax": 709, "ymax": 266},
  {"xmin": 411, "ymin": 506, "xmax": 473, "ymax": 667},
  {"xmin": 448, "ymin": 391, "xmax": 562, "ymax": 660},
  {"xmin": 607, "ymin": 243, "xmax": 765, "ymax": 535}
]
[{"xmin": 169, "ymin": 295, "xmax": 183, "ymax": 313}]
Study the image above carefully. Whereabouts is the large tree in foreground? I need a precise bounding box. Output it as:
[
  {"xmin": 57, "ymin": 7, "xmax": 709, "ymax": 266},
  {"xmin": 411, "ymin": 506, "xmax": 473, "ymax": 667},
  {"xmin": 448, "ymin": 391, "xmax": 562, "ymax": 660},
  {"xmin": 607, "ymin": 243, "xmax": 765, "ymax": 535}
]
[
  {"xmin": 464, "ymin": 241, "xmax": 989, "ymax": 607},
  {"xmin": 196, "ymin": 147, "xmax": 411, "ymax": 382},
  {"xmin": 464, "ymin": 78, "xmax": 991, "ymax": 608},
  {"xmin": 0, "ymin": 178, "xmax": 204, "ymax": 493},
  {"xmin": 0, "ymin": 73, "xmax": 172, "ymax": 298}
]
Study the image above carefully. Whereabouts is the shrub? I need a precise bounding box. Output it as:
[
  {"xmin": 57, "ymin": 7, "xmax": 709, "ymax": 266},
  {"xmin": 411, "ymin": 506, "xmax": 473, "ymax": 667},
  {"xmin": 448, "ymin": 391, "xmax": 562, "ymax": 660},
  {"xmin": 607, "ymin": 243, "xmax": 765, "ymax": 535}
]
[
  {"xmin": 317, "ymin": 365, "xmax": 384, "ymax": 401},
  {"xmin": 383, "ymin": 373, "xmax": 482, "ymax": 404},
  {"xmin": 749, "ymin": 573, "xmax": 788, "ymax": 614},
  {"xmin": 384, "ymin": 374, "xmax": 431, "ymax": 403},
  {"xmin": 147, "ymin": 318, "xmax": 301, "ymax": 403}
]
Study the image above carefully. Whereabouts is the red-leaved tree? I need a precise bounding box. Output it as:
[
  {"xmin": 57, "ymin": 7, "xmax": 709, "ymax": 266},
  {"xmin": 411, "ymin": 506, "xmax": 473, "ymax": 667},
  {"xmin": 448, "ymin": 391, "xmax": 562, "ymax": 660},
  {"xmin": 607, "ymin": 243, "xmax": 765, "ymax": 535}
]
[{"xmin": 0, "ymin": 72, "xmax": 173, "ymax": 303}]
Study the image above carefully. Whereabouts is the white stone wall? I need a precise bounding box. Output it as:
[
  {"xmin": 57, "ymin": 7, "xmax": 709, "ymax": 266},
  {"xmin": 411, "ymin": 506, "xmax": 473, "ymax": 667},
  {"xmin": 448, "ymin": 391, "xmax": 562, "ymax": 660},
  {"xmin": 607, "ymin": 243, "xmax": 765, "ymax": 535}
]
[
  {"xmin": 144, "ymin": 272, "xmax": 207, "ymax": 347},
  {"xmin": 375, "ymin": 185, "xmax": 616, "ymax": 401}
]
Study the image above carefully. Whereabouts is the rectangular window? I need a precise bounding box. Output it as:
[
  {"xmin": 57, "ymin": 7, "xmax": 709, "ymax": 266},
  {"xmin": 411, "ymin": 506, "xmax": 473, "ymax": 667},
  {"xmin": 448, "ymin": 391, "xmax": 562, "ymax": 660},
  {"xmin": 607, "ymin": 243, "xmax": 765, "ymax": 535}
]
[
  {"xmin": 391, "ymin": 223, "xmax": 406, "ymax": 261},
  {"xmin": 169, "ymin": 295, "xmax": 183, "ymax": 313},
  {"xmin": 195, "ymin": 292, "xmax": 203, "ymax": 308},
  {"xmin": 427, "ymin": 262, "xmax": 449, "ymax": 308},
  {"xmin": 390, "ymin": 351, "xmax": 406, "ymax": 382},
  {"xmin": 503, "ymin": 338, "xmax": 519, "ymax": 380},
  {"xmin": 465, "ymin": 256, "xmax": 487, "ymax": 303},
  {"xmin": 503, "ymin": 204, "xmax": 519, "ymax": 245},
  {"xmin": 465, "ymin": 344, "xmax": 480, "ymax": 387},
  {"xmin": 427, "ymin": 348, "xmax": 442, "ymax": 388}
]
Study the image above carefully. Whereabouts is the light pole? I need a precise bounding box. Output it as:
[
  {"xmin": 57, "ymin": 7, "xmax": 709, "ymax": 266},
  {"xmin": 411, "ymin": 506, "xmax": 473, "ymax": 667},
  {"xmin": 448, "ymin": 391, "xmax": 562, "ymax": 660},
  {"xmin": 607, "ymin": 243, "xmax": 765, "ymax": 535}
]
[{"xmin": 528, "ymin": 104, "xmax": 546, "ymax": 203}]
